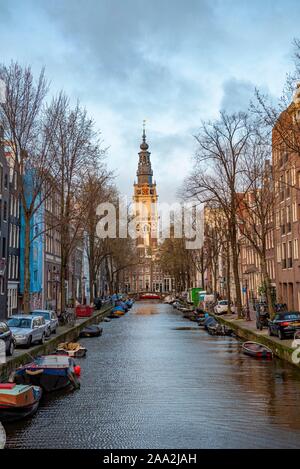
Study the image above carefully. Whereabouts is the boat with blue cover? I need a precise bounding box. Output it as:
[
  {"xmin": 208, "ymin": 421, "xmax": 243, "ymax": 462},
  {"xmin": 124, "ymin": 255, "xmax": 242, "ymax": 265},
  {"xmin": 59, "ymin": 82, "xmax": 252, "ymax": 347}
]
[{"xmin": 13, "ymin": 355, "xmax": 81, "ymax": 392}]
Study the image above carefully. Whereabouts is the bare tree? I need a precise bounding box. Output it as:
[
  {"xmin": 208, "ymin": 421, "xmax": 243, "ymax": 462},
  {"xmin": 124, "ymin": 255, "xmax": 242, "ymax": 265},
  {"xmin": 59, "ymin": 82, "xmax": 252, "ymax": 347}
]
[
  {"xmin": 0, "ymin": 62, "xmax": 58, "ymax": 312},
  {"xmin": 239, "ymin": 139, "xmax": 276, "ymax": 317},
  {"xmin": 185, "ymin": 112, "xmax": 253, "ymax": 318},
  {"xmin": 81, "ymin": 172, "xmax": 115, "ymax": 303},
  {"xmin": 46, "ymin": 93, "xmax": 104, "ymax": 312}
]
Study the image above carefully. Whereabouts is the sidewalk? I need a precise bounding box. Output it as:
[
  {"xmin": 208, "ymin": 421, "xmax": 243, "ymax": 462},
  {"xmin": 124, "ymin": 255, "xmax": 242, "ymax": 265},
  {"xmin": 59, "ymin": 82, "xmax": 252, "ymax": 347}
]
[
  {"xmin": 0, "ymin": 303, "xmax": 112, "ymax": 381},
  {"xmin": 212, "ymin": 312, "xmax": 298, "ymax": 369}
]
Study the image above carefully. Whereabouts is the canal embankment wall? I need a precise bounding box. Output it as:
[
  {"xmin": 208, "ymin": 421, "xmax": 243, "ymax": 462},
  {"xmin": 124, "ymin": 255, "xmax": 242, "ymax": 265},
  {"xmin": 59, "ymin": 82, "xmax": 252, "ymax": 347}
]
[
  {"xmin": 212, "ymin": 313, "xmax": 299, "ymax": 369},
  {"xmin": 0, "ymin": 304, "xmax": 112, "ymax": 381}
]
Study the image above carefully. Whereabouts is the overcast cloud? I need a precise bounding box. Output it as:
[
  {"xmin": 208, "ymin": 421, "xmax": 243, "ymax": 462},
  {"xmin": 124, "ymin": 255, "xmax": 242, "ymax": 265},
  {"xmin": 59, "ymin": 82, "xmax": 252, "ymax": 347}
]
[{"xmin": 0, "ymin": 0, "xmax": 299, "ymax": 201}]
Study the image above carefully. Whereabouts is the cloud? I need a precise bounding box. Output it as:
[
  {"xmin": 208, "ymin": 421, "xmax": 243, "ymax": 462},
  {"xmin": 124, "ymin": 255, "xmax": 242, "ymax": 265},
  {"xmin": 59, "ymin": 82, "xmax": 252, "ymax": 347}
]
[
  {"xmin": 220, "ymin": 78, "xmax": 255, "ymax": 113},
  {"xmin": 0, "ymin": 0, "xmax": 300, "ymax": 203}
]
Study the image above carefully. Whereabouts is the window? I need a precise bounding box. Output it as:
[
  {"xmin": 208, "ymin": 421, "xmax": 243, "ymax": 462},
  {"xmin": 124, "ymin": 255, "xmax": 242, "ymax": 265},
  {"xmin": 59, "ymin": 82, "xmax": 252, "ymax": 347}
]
[
  {"xmin": 12, "ymin": 256, "xmax": 15, "ymax": 279},
  {"xmin": 288, "ymin": 241, "xmax": 293, "ymax": 268},
  {"xmin": 4, "ymin": 174, "xmax": 8, "ymax": 189},
  {"xmin": 294, "ymin": 239, "xmax": 299, "ymax": 260},
  {"xmin": 280, "ymin": 175, "xmax": 285, "ymax": 201},
  {"xmin": 0, "ymin": 166, "xmax": 3, "ymax": 193},
  {"xmin": 291, "ymin": 166, "xmax": 296, "ymax": 186},
  {"xmin": 286, "ymin": 170, "xmax": 291, "ymax": 198},
  {"xmin": 2, "ymin": 238, "xmax": 6, "ymax": 258},
  {"xmin": 281, "ymin": 243, "xmax": 286, "ymax": 269},
  {"xmin": 275, "ymin": 211, "xmax": 280, "ymax": 229},
  {"xmin": 277, "ymin": 244, "xmax": 281, "ymax": 261},
  {"xmin": 3, "ymin": 201, "xmax": 7, "ymax": 221},
  {"xmin": 286, "ymin": 206, "xmax": 292, "ymax": 233},
  {"xmin": 293, "ymin": 202, "xmax": 298, "ymax": 222}
]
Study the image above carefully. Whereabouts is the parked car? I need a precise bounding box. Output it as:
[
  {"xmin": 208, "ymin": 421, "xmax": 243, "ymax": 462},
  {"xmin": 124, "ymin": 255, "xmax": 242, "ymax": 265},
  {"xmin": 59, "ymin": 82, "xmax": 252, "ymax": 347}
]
[
  {"xmin": 268, "ymin": 312, "xmax": 300, "ymax": 340},
  {"xmin": 7, "ymin": 315, "xmax": 48, "ymax": 348},
  {"xmin": 0, "ymin": 321, "xmax": 15, "ymax": 356},
  {"xmin": 214, "ymin": 300, "xmax": 233, "ymax": 315},
  {"xmin": 31, "ymin": 310, "xmax": 58, "ymax": 335}
]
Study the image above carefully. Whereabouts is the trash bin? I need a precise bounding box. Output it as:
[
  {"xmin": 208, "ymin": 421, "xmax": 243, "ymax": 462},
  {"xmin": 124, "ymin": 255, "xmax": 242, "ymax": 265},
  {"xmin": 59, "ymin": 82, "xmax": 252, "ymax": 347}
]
[{"xmin": 75, "ymin": 305, "xmax": 93, "ymax": 318}]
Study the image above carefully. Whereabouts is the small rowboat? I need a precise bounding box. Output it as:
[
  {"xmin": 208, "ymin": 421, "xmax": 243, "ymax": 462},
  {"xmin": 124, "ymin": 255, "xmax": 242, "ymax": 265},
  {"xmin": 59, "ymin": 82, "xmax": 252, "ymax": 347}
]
[
  {"xmin": 139, "ymin": 293, "xmax": 160, "ymax": 300},
  {"xmin": 242, "ymin": 341, "xmax": 273, "ymax": 359},
  {"xmin": 79, "ymin": 325, "xmax": 103, "ymax": 337},
  {"xmin": 56, "ymin": 342, "xmax": 87, "ymax": 358},
  {"xmin": 0, "ymin": 383, "xmax": 42, "ymax": 423}
]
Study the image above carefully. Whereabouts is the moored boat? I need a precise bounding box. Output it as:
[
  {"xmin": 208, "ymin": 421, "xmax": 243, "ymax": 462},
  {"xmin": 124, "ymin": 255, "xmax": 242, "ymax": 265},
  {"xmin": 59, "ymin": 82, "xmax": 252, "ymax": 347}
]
[
  {"xmin": 79, "ymin": 325, "xmax": 103, "ymax": 337},
  {"xmin": 139, "ymin": 293, "xmax": 160, "ymax": 300},
  {"xmin": 13, "ymin": 355, "xmax": 81, "ymax": 392},
  {"xmin": 56, "ymin": 342, "xmax": 87, "ymax": 358},
  {"xmin": 207, "ymin": 323, "xmax": 233, "ymax": 336},
  {"xmin": 108, "ymin": 312, "xmax": 121, "ymax": 319},
  {"xmin": 0, "ymin": 383, "xmax": 42, "ymax": 422},
  {"xmin": 112, "ymin": 306, "xmax": 125, "ymax": 316},
  {"xmin": 242, "ymin": 341, "xmax": 273, "ymax": 359},
  {"xmin": 203, "ymin": 316, "xmax": 217, "ymax": 330}
]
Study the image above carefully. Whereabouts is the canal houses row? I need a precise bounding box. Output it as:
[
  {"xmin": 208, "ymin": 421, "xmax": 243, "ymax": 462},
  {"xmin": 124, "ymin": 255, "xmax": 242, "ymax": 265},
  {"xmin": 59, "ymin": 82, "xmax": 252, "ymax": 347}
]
[
  {"xmin": 0, "ymin": 129, "xmax": 91, "ymax": 320},
  {"xmin": 192, "ymin": 85, "xmax": 300, "ymax": 312}
]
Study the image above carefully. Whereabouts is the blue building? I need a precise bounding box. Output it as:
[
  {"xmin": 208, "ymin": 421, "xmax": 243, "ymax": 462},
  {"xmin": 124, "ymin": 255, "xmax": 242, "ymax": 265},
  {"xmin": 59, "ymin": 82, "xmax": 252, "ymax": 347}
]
[
  {"xmin": 19, "ymin": 172, "xmax": 44, "ymax": 311},
  {"xmin": 0, "ymin": 126, "xmax": 10, "ymax": 319}
]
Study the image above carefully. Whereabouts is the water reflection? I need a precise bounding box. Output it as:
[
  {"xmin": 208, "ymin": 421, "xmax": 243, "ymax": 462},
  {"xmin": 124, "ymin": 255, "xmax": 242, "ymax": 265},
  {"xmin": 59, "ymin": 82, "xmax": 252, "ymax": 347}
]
[{"xmin": 4, "ymin": 302, "xmax": 300, "ymax": 448}]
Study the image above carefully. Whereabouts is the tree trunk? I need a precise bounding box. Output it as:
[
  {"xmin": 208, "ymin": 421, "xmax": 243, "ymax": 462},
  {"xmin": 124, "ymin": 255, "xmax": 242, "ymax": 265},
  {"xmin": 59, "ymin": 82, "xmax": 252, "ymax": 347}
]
[
  {"xmin": 60, "ymin": 256, "xmax": 67, "ymax": 312},
  {"xmin": 230, "ymin": 223, "xmax": 242, "ymax": 318},
  {"xmin": 226, "ymin": 240, "xmax": 231, "ymax": 313},
  {"xmin": 88, "ymin": 231, "xmax": 95, "ymax": 304},
  {"xmin": 261, "ymin": 258, "xmax": 275, "ymax": 319},
  {"xmin": 89, "ymin": 263, "xmax": 95, "ymax": 305},
  {"xmin": 23, "ymin": 215, "xmax": 31, "ymax": 313}
]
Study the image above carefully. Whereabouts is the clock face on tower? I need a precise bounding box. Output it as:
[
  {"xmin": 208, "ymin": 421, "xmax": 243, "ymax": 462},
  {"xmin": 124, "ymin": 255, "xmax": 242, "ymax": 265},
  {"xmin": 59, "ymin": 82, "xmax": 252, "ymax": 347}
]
[{"xmin": 142, "ymin": 187, "xmax": 148, "ymax": 195}]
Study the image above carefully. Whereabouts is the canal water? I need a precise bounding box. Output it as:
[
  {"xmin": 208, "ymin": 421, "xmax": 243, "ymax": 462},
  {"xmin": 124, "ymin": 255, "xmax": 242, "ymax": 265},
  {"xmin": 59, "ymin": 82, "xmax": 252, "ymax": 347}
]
[{"xmin": 4, "ymin": 302, "xmax": 300, "ymax": 448}]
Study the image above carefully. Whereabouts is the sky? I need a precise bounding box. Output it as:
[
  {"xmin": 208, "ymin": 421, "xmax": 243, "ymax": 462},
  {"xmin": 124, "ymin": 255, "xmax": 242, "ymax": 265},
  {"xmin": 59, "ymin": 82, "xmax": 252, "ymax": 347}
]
[{"xmin": 0, "ymin": 0, "xmax": 299, "ymax": 202}]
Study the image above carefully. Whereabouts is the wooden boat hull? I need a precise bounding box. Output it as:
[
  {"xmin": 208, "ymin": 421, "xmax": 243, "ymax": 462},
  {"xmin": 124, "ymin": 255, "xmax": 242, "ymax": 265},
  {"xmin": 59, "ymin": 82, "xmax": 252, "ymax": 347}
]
[
  {"xmin": 56, "ymin": 348, "xmax": 87, "ymax": 358},
  {"xmin": 242, "ymin": 341, "xmax": 273, "ymax": 359},
  {"xmin": 0, "ymin": 387, "xmax": 42, "ymax": 423}
]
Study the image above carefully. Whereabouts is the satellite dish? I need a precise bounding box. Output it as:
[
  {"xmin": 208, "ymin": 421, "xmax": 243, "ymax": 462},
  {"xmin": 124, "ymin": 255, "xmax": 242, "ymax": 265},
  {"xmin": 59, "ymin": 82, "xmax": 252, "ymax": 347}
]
[{"xmin": 0, "ymin": 423, "xmax": 6, "ymax": 449}]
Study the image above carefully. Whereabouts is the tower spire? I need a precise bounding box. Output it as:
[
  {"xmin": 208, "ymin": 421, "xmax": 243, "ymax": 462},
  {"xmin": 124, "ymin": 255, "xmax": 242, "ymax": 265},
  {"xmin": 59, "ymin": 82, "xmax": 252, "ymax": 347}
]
[{"xmin": 142, "ymin": 119, "xmax": 146, "ymax": 142}]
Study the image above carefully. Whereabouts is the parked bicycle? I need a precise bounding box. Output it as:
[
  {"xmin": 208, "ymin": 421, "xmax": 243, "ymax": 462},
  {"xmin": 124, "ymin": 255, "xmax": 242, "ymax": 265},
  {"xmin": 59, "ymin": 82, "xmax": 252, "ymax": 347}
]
[{"xmin": 58, "ymin": 308, "xmax": 76, "ymax": 327}]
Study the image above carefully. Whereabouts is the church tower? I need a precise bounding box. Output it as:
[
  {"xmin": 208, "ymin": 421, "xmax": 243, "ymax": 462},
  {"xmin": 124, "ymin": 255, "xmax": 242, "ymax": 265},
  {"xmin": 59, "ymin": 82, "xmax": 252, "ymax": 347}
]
[
  {"xmin": 123, "ymin": 123, "xmax": 173, "ymax": 295},
  {"xmin": 133, "ymin": 122, "xmax": 158, "ymax": 256}
]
